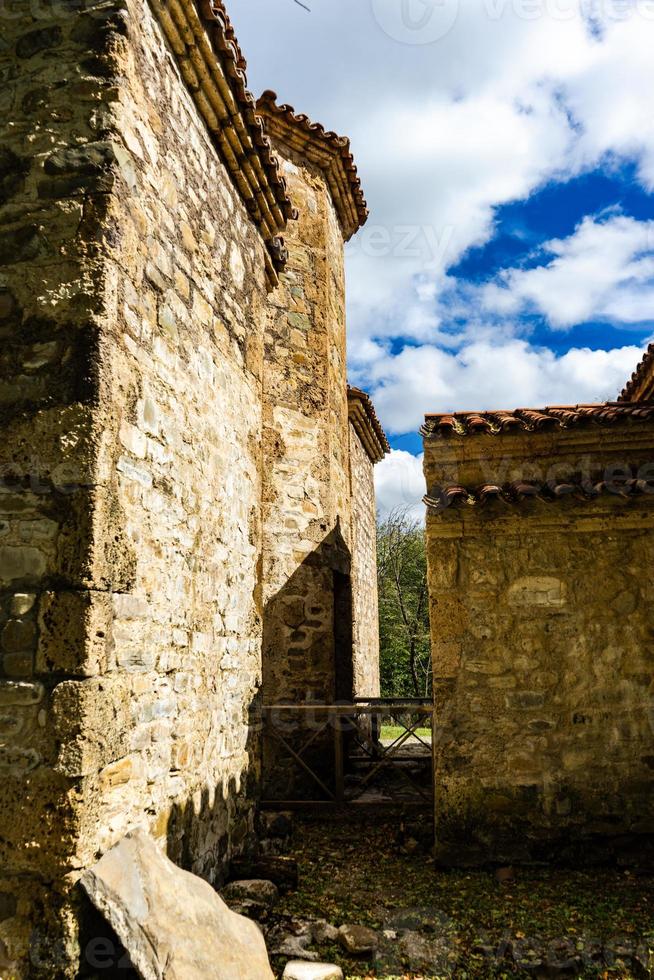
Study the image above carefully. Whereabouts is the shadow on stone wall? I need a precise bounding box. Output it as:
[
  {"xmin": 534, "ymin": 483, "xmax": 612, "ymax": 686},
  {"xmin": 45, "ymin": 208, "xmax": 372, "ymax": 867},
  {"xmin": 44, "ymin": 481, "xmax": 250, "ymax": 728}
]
[
  {"xmin": 262, "ymin": 522, "xmax": 354, "ymax": 800},
  {"xmin": 262, "ymin": 520, "xmax": 353, "ymax": 706},
  {"xmin": 164, "ymin": 713, "xmax": 262, "ymax": 884},
  {"xmin": 77, "ymin": 696, "xmax": 262, "ymax": 976},
  {"xmin": 75, "ymin": 526, "xmax": 357, "ymax": 968}
]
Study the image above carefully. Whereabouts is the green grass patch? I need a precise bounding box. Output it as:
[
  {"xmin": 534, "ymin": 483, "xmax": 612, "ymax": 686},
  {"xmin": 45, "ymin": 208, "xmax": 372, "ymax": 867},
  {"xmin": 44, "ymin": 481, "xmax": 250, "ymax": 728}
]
[{"xmin": 380, "ymin": 725, "xmax": 432, "ymax": 742}]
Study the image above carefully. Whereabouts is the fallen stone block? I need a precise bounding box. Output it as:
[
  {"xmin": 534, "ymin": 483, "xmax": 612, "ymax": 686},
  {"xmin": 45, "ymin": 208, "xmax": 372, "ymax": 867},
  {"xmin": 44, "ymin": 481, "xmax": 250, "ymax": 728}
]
[{"xmin": 80, "ymin": 828, "xmax": 274, "ymax": 980}]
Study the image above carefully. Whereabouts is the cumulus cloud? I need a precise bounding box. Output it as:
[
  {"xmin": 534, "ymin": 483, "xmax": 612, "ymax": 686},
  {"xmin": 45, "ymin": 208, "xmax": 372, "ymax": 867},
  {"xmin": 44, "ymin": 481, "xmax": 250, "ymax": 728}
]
[
  {"xmin": 367, "ymin": 340, "xmax": 644, "ymax": 433},
  {"xmin": 481, "ymin": 214, "xmax": 654, "ymax": 329},
  {"xmin": 233, "ymin": 0, "xmax": 654, "ymax": 337},
  {"xmin": 374, "ymin": 450, "xmax": 427, "ymax": 522},
  {"xmin": 232, "ymin": 0, "xmax": 654, "ymax": 441}
]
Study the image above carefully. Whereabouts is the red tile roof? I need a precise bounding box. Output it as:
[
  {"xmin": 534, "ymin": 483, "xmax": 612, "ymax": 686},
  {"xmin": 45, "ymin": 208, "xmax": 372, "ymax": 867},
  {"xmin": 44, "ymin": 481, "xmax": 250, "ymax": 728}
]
[
  {"xmin": 620, "ymin": 343, "xmax": 654, "ymax": 402},
  {"xmin": 153, "ymin": 0, "xmax": 294, "ymax": 280},
  {"xmin": 422, "ymin": 402, "xmax": 654, "ymax": 438},
  {"xmin": 256, "ymin": 91, "xmax": 368, "ymax": 242},
  {"xmin": 348, "ymin": 386, "xmax": 390, "ymax": 463},
  {"xmin": 424, "ymin": 477, "xmax": 654, "ymax": 514}
]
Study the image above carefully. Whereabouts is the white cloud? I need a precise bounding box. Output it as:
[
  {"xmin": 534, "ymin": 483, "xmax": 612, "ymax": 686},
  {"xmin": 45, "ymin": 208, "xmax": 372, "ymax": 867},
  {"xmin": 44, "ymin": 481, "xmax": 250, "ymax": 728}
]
[
  {"xmin": 232, "ymin": 0, "xmax": 654, "ymax": 341},
  {"xmin": 367, "ymin": 339, "xmax": 644, "ymax": 433},
  {"xmin": 481, "ymin": 214, "xmax": 654, "ymax": 328},
  {"xmin": 375, "ymin": 450, "xmax": 427, "ymax": 522},
  {"xmin": 231, "ymin": 0, "xmax": 654, "ymax": 439}
]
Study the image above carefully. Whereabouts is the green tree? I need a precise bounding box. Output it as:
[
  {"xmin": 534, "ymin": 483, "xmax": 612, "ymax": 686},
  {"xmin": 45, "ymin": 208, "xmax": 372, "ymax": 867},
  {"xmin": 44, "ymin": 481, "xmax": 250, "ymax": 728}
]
[{"xmin": 377, "ymin": 507, "xmax": 432, "ymax": 698}]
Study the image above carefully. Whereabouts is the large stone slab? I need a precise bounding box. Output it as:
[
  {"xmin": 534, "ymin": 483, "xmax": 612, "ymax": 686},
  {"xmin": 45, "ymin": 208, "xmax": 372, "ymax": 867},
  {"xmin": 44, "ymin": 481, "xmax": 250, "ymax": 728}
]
[{"xmin": 80, "ymin": 829, "xmax": 274, "ymax": 980}]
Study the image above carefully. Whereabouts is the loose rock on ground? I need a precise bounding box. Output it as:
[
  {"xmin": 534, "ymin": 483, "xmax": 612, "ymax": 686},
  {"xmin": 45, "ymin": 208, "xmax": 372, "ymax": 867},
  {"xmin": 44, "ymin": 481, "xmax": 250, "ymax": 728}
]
[{"xmin": 282, "ymin": 962, "xmax": 344, "ymax": 980}]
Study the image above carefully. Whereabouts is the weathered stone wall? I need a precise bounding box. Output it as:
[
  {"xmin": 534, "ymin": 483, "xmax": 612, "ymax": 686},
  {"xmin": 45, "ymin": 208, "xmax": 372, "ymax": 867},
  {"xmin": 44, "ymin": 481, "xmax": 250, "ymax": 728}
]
[
  {"xmin": 0, "ymin": 0, "xmax": 270, "ymax": 973},
  {"xmin": 349, "ymin": 424, "xmax": 381, "ymax": 697},
  {"xmin": 0, "ymin": 3, "xmax": 130, "ymax": 973},
  {"xmin": 86, "ymin": 0, "xmax": 269, "ymax": 880},
  {"xmin": 0, "ymin": 0, "xmax": 385, "ymax": 965},
  {"xmin": 261, "ymin": 143, "xmax": 354, "ymax": 708},
  {"xmin": 424, "ymin": 425, "xmax": 654, "ymax": 865}
]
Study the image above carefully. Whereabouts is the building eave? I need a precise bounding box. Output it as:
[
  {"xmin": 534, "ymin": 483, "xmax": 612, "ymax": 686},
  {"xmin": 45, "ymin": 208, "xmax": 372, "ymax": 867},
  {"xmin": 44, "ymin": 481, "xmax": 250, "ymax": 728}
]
[
  {"xmin": 256, "ymin": 91, "xmax": 369, "ymax": 242},
  {"xmin": 424, "ymin": 477, "xmax": 654, "ymax": 515},
  {"xmin": 421, "ymin": 402, "xmax": 654, "ymax": 439},
  {"xmin": 348, "ymin": 386, "xmax": 390, "ymax": 464},
  {"xmin": 149, "ymin": 0, "xmax": 294, "ymax": 283},
  {"xmin": 620, "ymin": 344, "xmax": 654, "ymax": 403}
]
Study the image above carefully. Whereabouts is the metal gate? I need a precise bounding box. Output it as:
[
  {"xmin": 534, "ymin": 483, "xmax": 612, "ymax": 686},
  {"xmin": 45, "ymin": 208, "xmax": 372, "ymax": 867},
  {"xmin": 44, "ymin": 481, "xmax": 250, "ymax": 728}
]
[{"xmin": 262, "ymin": 699, "xmax": 434, "ymax": 809}]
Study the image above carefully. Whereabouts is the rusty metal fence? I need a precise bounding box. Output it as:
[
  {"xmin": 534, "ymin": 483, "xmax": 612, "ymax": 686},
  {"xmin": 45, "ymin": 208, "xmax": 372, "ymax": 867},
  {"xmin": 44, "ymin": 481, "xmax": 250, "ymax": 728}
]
[{"xmin": 262, "ymin": 700, "xmax": 434, "ymax": 808}]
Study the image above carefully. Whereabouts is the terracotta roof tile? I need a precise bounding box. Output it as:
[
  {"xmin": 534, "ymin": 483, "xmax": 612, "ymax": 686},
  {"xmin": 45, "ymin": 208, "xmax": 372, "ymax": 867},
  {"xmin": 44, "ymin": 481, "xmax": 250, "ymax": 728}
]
[
  {"xmin": 421, "ymin": 402, "xmax": 654, "ymax": 438},
  {"xmin": 424, "ymin": 477, "xmax": 654, "ymax": 514},
  {"xmin": 347, "ymin": 385, "xmax": 390, "ymax": 463},
  {"xmin": 256, "ymin": 91, "xmax": 368, "ymax": 242},
  {"xmin": 620, "ymin": 343, "xmax": 654, "ymax": 402},
  {"xmin": 151, "ymin": 0, "xmax": 294, "ymax": 281}
]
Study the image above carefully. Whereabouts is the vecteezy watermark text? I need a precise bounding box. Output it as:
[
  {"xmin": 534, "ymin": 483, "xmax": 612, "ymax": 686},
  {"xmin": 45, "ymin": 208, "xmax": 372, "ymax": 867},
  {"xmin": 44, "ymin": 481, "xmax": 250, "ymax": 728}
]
[
  {"xmin": 346, "ymin": 223, "xmax": 455, "ymax": 272},
  {"xmin": 370, "ymin": 0, "xmax": 654, "ymax": 46}
]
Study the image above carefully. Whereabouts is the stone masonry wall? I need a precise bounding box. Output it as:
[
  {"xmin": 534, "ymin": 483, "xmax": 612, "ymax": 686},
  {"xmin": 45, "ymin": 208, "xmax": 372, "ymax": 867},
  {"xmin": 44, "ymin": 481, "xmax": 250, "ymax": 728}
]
[
  {"xmin": 86, "ymin": 0, "xmax": 268, "ymax": 881},
  {"xmin": 0, "ymin": 0, "xmax": 270, "ymax": 974},
  {"xmin": 349, "ymin": 423, "xmax": 381, "ymax": 697},
  {"xmin": 424, "ymin": 428, "xmax": 654, "ymax": 866},
  {"xmin": 0, "ymin": 3, "xmax": 131, "ymax": 974},
  {"xmin": 261, "ymin": 143, "xmax": 353, "ymax": 708}
]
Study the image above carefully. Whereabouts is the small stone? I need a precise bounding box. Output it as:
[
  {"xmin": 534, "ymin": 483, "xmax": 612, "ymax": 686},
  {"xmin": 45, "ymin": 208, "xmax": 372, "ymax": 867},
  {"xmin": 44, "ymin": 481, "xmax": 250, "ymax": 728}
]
[
  {"xmin": 179, "ymin": 221, "xmax": 198, "ymax": 252},
  {"xmin": 273, "ymin": 937, "xmax": 318, "ymax": 962},
  {"xmin": 0, "ymin": 226, "xmax": 43, "ymax": 266},
  {"xmin": 337, "ymin": 924, "xmax": 378, "ymax": 955},
  {"xmin": 10, "ymin": 594, "xmax": 36, "ymax": 617},
  {"xmin": 16, "ymin": 26, "xmax": 62, "ymax": 59},
  {"xmin": 222, "ymin": 879, "xmax": 279, "ymax": 908},
  {"xmin": 2, "ymin": 652, "xmax": 33, "ymax": 678},
  {"xmin": 158, "ymin": 305, "xmax": 178, "ymax": 341},
  {"xmin": 2, "ymin": 620, "xmax": 36, "ymax": 653},
  {"xmin": 282, "ymin": 963, "xmax": 343, "ymax": 980},
  {"xmin": 261, "ymin": 811, "xmax": 293, "ymax": 839},
  {"xmin": 311, "ymin": 920, "xmax": 339, "ymax": 944},
  {"xmin": 22, "ymin": 342, "xmax": 59, "ymax": 371},
  {"xmin": 495, "ymin": 866, "xmax": 516, "ymax": 884},
  {"xmin": 0, "ymin": 681, "xmax": 43, "ymax": 706},
  {"xmin": 119, "ymin": 422, "xmax": 147, "ymax": 459},
  {"xmin": 43, "ymin": 141, "xmax": 115, "ymax": 176}
]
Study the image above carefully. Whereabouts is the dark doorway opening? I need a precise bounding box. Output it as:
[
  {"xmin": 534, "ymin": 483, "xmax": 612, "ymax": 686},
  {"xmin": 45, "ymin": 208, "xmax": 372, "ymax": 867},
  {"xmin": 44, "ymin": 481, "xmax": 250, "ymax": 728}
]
[{"xmin": 333, "ymin": 570, "xmax": 354, "ymax": 701}]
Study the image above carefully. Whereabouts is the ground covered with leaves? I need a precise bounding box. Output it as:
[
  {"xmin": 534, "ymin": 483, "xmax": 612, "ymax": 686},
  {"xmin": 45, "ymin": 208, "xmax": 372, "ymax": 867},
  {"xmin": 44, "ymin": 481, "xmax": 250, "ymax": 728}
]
[{"xmin": 270, "ymin": 816, "xmax": 654, "ymax": 979}]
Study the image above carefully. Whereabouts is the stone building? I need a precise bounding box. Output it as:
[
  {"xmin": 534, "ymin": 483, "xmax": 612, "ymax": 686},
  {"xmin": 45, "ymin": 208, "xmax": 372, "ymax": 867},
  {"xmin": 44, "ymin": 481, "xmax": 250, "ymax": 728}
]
[
  {"xmin": 0, "ymin": 0, "xmax": 386, "ymax": 974},
  {"xmin": 255, "ymin": 94, "xmax": 387, "ymax": 710},
  {"xmin": 423, "ymin": 379, "xmax": 654, "ymax": 862}
]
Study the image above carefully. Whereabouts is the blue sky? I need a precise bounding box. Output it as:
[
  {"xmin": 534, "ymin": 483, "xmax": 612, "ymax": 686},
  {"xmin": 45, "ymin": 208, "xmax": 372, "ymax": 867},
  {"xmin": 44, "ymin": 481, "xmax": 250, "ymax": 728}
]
[{"xmin": 230, "ymin": 0, "xmax": 654, "ymax": 515}]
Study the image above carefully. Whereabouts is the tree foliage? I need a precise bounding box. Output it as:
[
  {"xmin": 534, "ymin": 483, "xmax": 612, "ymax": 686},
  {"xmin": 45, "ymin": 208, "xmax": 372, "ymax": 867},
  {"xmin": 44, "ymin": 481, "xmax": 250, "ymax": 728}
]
[{"xmin": 377, "ymin": 507, "xmax": 432, "ymax": 698}]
